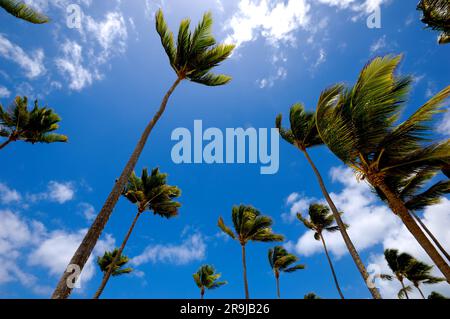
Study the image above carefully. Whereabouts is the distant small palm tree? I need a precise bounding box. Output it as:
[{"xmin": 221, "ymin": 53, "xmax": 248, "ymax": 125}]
[
  {"xmin": 0, "ymin": 0, "xmax": 49, "ymax": 24},
  {"xmin": 0, "ymin": 96, "xmax": 67, "ymax": 150},
  {"xmin": 93, "ymin": 168, "xmax": 181, "ymax": 299},
  {"xmin": 297, "ymin": 203, "xmax": 346, "ymax": 299},
  {"xmin": 268, "ymin": 246, "xmax": 305, "ymax": 298},
  {"xmin": 417, "ymin": 0, "xmax": 450, "ymax": 44},
  {"xmin": 95, "ymin": 249, "xmax": 132, "ymax": 297},
  {"xmin": 428, "ymin": 291, "xmax": 448, "ymax": 299},
  {"xmin": 405, "ymin": 259, "xmax": 445, "ymax": 299},
  {"xmin": 380, "ymin": 249, "xmax": 415, "ymax": 299},
  {"xmin": 193, "ymin": 264, "xmax": 227, "ymax": 299},
  {"xmin": 218, "ymin": 205, "xmax": 284, "ymax": 299},
  {"xmin": 304, "ymin": 292, "xmax": 321, "ymax": 299}
]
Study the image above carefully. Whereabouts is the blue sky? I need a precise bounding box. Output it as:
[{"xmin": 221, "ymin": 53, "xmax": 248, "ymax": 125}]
[{"xmin": 0, "ymin": 0, "xmax": 449, "ymax": 299}]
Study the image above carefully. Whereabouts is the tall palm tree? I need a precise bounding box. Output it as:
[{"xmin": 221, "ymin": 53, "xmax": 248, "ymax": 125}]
[
  {"xmin": 217, "ymin": 205, "xmax": 284, "ymax": 299},
  {"xmin": 276, "ymin": 102, "xmax": 381, "ymax": 299},
  {"xmin": 377, "ymin": 167, "xmax": 450, "ymax": 262},
  {"xmin": 0, "ymin": 0, "xmax": 49, "ymax": 24},
  {"xmin": 268, "ymin": 246, "xmax": 305, "ymax": 298},
  {"xmin": 193, "ymin": 264, "xmax": 227, "ymax": 299},
  {"xmin": 94, "ymin": 249, "xmax": 132, "ymax": 298},
  {"xmin": 380, "ymin": 249, "xmax": 415, "ymax": 299},
  {"xmin": 52, "ymin": 9, "xmax": 234, "ymax": 299},
  {"xmin": 93, "ymin": 168, "xmax": 181, "ymax": 299},
  {"xmin": 297, "ymin": 203, "xmax": 346, "ymax": 299},
  {"xmin": 417, "ymin": 0, "xmax": 450, "ymax": 44},
  {"xmin": 405, "ymin": 259, "xmax": 445, "ymax": 299},
  {"xmin": 316, "ymin": 55, "xmax": 450, "ymax": 282},
  {"xmin": 0, "ymin": 96, "xmax": 67, "ymax": 150}
]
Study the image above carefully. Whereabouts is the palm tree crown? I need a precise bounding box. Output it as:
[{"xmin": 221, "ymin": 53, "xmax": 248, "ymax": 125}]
[
  {"xmin": 297, "ymin": 203, "xmax": 342, "ymax": 239},
  {"xmin": 0, "ymin": 96, "xmax": 67, "ymax": 150},
  {"xmin": 156, "ymin": 9, "xmax": 235, "ymax": 86},
  {"xmin": 0, "ymin": 0, "xmax": 49, "ymax": 24},
  {"xmin": 123, "ymin": 167, "xmax": 181, "ymax": 216},
  {"xmin": 268, "ymin": 246, "xmax": 305, "ymax": 274},
  {"xmin": 97, "ymin": 249, "xmax": 133, "ymax": 277},
  {"xmin": 218, "ymin": 205, "xmax": 284, "ymax": 244},
  {"xmin": 405, "ymin": 259, "xmax": 445, "ymax": 289},
  {"xmin": 417, "ymin": 0, "xmax": 450, "ymax": 44},
  {"xmin": 193, "ymin": 264, "xmax": 227, "ymax": 297},
  {"xmin": 381, "ymin": 249, "xmax": 415, "ymax": 299}
]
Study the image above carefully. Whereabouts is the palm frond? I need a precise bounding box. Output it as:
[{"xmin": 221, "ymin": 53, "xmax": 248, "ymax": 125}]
[{"xmin": 0, "ymin": 0, "xmax": 49, "ymax": 24}]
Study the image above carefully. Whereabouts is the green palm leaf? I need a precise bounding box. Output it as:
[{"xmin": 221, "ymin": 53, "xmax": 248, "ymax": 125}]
[{"xmin": 0, "ymin": 0, "xmax": 49, "ymax": 24}]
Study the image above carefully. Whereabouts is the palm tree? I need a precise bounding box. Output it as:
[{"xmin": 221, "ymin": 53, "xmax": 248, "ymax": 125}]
[
  {"xmin": 0, "ymin": 96, "xmax": 67, "ymax": 150},
  {"xmin": 428, "ymin": 291, "xmax": 448, "ymax": 299},
  {"xmin": 94, "ymin": 249, "xmax": 132, "ymax": 298},
  {"xmin": 417, "ymin": 0, "xmax": 450, "ymax": 44},
  {"xmin": 268, "ymin": 246, "xmax": 305, "ymax": 298},
  {"xmin": 52, "ymin": 9, "xmax": 234, "ymax": 299},
  {"xmin": 297, "ymin": 203, "xmax": 346, "ymax": 299},
  {"xmin": 377, "ymin": 167, "xmax": 450, "ymax": 262},
  {"xmin": 0, "ymin": 0, "xmax": 49, "ymax": 24},
  {"xmin": 276, "ymin": 102, "xmax": 381, "ymax": 299},
  {"xmin": 193, "ymin": 264, "xmax": 227, "ymax": 299},
  {"xmin": 217, "ymin": 205, "xmax": 284, "ymax": 299},
  {"xmin": 380, "ymin": 249, "xmax": 415, "ymax": 299},
  {"xmin": 304, "ymin": 292, "xmax": 321, "ymax": 299},
  {"xmin": 316, "ymin": 55, "xmax": 450, "ymax": 282},
  {"xmin": 405, "ymin": 259, "xmax": 445, "ymax": 299},
  {"xmin": 93, "ymin": 168, "xmax": 181, "ymax": 299}
]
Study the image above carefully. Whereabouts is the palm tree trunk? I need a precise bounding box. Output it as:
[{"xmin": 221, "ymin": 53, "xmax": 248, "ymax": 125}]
[
  {"xmin": 0, "ymin": 138, "xmax": 12, "ymax": 150},
  {"xmin": 415, "ymin": 284, "xmax": 426, "ymax": 299},
  {"xmin": 302, "ymin": 149, "xmax": 382, "ymax": 299},
  {"xmin": 51, "ymin": 77, "xmax": 182, "ymax": 299},
  {"xmin": 378, "ymin": 182, "xmax": 450, "ymax": 283},
  {"xmin": 399, "ymin": 279, "xmax": 409, "ymax": 299},
  {"xmin": 241, "ymin": 244, "xmax": 250, "ymax": 299},
  {"xmin": 201, "ymin": 287, "xmax": 205, "ymax": 299},
  {"xmin": 410, "ymin": 210, "xmax": 450, "ymax": 262},
  {"xmin": 93, "ymin": 210, "xmax": 142, "ymax": 299},
  {"xmin": 275, "ymin": 272, "xmax": 280, "ymax": 299},
  {"xmin": 319, "ymin": 233, "xmax": 345, "ymax": 299}
]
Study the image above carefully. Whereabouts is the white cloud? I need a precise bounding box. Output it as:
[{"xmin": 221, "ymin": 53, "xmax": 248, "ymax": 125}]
[
  {"xmin": 312, "ymin": 48, "xmax": 326, "ymax": 68},
  {"xmin": 224, "ymin": 0, "xmax": 311, "ymax": 48},
  {"xmin": 258, "ymin": 66, "xmax": 287, "ymax": 89},
  {"xmin": 27, "ymin": 181, "xmax": 75, "ymax": 204},
  {"xmin": 438, "ymin": 111, "xmax": 450, "ymax": 136},
  {"xmin": 370, "ymin": 35, "xmax": 387, "ymax": 53},
  {"xmin": 0, "ymin": 183, "xmax": 21, "ymax": 205},
  {"xmin": 0, "ymin": 35, "xmax": 46, "ymax": 79},
  {"xmin": 282, "ymin": 193, "xmax": 315, "ymax": 223},
  {"xmin": 0, "ymin": 85, "xmax": 10, "ymax": 98},
  {"xmin": 55, "ymin": 40, "xmax": 97, "ymax": 91},
  {"xmin": 79, "ymin": 202, "xmax": 96, "ymax": 221},
  {"xmin": 132, "ymin": 233, "xmax": 206, "ymax": 266}
]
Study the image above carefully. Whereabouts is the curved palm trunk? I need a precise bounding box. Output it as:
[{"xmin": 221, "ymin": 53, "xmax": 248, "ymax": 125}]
[
  {"xmin": 275, "ymin": 272, "xmax": 280, "ymax": 299},
  {"xmin": 201, "ymin": 287, "xmax": 205, "ymax": 299},
  {"xmin": 241, "ymin": 244, "xmax": 250, "ymax": 299},
  {"xmin": 93, "ymin": 210, "xmax": 142, "ymax": 299},
  {"xmin": 378, "ymin": 183, "xmax": 450, "ymax": 283},
  {"xmin": 319, "ymin": 234, "xmax": 345, "ymax": 299},
  {"xmin": 0, "ymin": 138, "xmax": 12, "ymax": 150},
  {"xmin": 415, "ymin": 284, "xmax": 426, "ymax": 299},
  {"xmin": 399, "ymin": 279, "xmax": 409, "ymax": 299},
  {"xmin": 302, "ymin": 149, "xmax": 382, "ymax": 299},
  {"xmin": 51, "ymin": 77, "xmax": 182, "ymax": 299},
  {"xmin": 410, "ymin": 211, "xmax": 450, "ymax": 262}
]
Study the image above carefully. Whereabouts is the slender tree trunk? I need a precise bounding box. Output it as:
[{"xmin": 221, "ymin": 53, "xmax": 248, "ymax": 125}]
[
  {"xmin": 378, "ymin": 183, "xmax": 450, "ymax": 283},
  {"xmin": 0, "ymin": 138, "xmax": 12, "ymax": 150},
  {"xmin": 399, "ymin": 279, "xmax": 409, "ymax": 299},
  {"xmin": 93, "ymin": 210, "xmax": 142, "ymax": 299},
  {"xmin": 415, "ymin": 284, "xmax": 426, "ymax": 299},
  {"xmin": 319, "ymin": 234, "xmax": 345, "ymax": 299},
  {"xmin": 51, "ymin": 77, "xmax": 182, "ymax": 299},
  {"xmin": 241, "ymin": 244, "xmax": 250, "ymax": 299},
  {"xmin": 201, "ymin": 287, "xmax": 205, "ymax": 299},
  {"xmin": 275, "ymin": 271, "xmax": 280, "ymax": 299},
  {"xmin": 410, "ymin": 210, "xmax": 450, "ymax": 263},
  {"xmin": 302, "ymin": 149, "xmax": 382, "ymax": 299}
]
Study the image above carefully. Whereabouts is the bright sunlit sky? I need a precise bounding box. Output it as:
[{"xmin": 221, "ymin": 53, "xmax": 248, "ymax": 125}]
[{"xmin": 0, "ymin": 0, "xmax": 449, "ymax": 299}]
